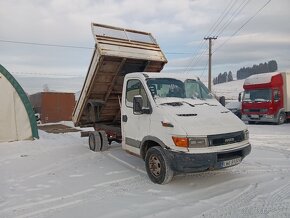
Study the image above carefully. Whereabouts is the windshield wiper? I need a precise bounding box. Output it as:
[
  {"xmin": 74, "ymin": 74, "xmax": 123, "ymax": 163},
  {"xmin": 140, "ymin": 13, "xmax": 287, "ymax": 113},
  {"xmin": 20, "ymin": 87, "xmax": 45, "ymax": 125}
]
[{"xmin": 193, "ymin": 102, "xmax": 217, "ymax": 106}]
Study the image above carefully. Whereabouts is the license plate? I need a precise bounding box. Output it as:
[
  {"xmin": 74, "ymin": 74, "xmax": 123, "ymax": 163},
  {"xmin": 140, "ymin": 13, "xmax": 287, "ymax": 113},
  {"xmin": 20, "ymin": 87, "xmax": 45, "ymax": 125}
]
[
  {"xmin": 221, "ymin": 157, "xmax": 241, "ymax": 168},
  {"xmin": 251, "ymin": 114, "xmax": 259, "ymax": 119}
]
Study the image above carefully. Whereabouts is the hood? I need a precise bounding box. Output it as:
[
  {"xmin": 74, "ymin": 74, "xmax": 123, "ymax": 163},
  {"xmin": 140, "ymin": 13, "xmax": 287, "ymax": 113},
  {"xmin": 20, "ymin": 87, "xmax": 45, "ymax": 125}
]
[{"xmin": 155, "ymin": 98, "xmax": 246, "ymax": 136}]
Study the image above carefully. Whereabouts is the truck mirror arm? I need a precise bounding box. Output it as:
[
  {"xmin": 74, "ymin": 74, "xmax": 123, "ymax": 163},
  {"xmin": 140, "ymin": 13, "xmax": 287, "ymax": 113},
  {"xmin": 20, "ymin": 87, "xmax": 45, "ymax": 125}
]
[{"xmin": 142, "ymin": 107, "xmax": 152, "ymax": 114}]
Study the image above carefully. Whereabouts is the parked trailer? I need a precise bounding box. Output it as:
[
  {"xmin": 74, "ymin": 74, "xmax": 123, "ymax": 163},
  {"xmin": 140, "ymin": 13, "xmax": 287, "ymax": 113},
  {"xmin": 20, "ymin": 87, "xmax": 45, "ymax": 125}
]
[
  {"xmin": 73, "ymin": 23, "xmax": 251, "ymax": 184},
  {"xmin": 72, "ymin": 23, "xmax": 167, "ymax": 145}
]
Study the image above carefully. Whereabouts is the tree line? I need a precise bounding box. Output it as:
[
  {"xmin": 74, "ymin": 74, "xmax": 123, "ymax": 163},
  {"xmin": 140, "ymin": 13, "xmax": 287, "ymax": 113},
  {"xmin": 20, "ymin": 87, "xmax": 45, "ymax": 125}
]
[
  {"xmin": 236, "ymin": 60, "xmax": 278, "ymax": 80},
  {"xmin": 213, "ymin": 71, "xmax": 233, "ymax": 85},
  {"xmin": 213, "ymin": 60, "xmax": 278, "ymax": 84}
]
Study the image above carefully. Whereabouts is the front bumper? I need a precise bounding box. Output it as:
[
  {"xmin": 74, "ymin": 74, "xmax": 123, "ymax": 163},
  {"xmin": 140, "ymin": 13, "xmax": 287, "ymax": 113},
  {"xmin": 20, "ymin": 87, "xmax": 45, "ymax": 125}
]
[
  {"xmin": 242, "ymin": 114, "xmax": 277, "ymax": 123},
  {"xmin": 165, "ymin": 143, "xmax": 251, "ymax": 173}
]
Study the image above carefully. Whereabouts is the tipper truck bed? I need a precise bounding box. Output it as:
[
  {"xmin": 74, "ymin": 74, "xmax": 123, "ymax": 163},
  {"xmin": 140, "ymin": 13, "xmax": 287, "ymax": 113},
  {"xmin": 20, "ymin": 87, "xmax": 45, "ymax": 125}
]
[{"xmin": 72, "ymin": 23, "xmax": 167, "ymax": 140}]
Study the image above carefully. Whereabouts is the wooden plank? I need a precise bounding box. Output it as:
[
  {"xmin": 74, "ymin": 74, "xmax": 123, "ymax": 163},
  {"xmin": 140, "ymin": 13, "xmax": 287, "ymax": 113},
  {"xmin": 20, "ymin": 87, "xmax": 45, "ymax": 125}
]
[{"xmin": 100, "ymin": 44, "xmax": 167, "ymax": 62}]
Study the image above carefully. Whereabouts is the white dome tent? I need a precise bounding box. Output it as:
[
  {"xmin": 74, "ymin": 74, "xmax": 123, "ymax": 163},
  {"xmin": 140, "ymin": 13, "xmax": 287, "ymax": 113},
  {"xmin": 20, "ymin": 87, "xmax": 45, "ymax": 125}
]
[{"xmin": 0, "ymin": 64, "xmax": 39, "ymax": 142}]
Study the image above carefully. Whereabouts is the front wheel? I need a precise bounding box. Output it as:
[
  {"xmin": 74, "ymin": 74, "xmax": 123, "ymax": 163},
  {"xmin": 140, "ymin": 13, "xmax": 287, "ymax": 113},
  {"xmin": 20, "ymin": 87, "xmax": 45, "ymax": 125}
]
[
  {"xmin": 277, "ymin": 112, "xmax": 286, "ymax": 125},
  {"xmin": 145, "ymin": 146, "xmax": 174, "ymax": 184}
]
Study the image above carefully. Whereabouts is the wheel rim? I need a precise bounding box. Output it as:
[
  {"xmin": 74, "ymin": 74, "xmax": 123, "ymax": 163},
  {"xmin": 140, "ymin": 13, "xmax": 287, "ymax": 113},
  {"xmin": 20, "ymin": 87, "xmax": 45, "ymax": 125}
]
[
  {"xmin": 279, "ymin": 114, "xmax": 285, "ymax": 123},
  {"xmin": 149, "ymin": 154, "xmax": 161, "ymax": 177}
]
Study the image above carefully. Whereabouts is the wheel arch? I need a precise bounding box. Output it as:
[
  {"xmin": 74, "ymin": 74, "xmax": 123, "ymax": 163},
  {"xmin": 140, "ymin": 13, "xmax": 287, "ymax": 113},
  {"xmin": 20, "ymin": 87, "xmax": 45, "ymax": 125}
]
[
  {"xmin": 140, "ymin": 136, "xmax": 167, "ymax": 160},
  {"xmin": 276, "ymin": 108, "xmax": 286, "ymax": 124}
]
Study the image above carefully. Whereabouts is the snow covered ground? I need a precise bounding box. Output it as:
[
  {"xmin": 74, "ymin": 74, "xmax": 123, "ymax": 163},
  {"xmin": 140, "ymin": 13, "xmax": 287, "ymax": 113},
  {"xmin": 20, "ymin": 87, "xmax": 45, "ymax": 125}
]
[
  {"xmin": 212, "ymin": 80, "xmax": 245, "ymax": 100},
  {"xmin": 1, "ymin": 123, "xmax": 290, "ymax": 218}
]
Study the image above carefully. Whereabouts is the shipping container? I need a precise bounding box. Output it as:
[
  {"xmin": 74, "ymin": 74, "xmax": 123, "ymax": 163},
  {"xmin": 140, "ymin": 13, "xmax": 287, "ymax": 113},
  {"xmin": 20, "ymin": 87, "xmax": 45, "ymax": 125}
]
[{"xmin": 30, "ymin": 92, "xmax": 75, "ymax": 123}]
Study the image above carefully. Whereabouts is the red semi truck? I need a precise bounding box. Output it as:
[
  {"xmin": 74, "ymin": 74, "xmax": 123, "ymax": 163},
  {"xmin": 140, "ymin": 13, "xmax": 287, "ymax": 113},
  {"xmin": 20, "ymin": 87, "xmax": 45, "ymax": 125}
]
[{"xmin": 241, "ymin": 72, "xmax": 290, "ymax": 124}]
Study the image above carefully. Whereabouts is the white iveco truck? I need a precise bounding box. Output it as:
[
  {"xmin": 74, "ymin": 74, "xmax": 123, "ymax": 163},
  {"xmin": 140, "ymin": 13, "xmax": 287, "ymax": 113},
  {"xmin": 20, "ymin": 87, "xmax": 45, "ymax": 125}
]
[{"xmin": 73, "ymin": 23, "xmax": 251, "ymax": 184}]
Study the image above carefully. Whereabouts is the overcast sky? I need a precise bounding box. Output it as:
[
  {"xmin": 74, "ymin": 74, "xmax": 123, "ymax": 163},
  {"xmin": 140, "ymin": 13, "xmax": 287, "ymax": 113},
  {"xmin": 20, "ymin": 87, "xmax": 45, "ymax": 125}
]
[{"xmin": 0, "ymin": 0, "xmax": 289, "ymax": 81}]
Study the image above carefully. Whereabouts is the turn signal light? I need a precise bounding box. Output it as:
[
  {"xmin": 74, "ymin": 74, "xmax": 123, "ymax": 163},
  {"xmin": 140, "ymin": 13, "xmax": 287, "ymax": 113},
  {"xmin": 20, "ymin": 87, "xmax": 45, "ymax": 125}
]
[{"xmin": 172, "ymin": 136, "xmax": 188, "ymax": 147}]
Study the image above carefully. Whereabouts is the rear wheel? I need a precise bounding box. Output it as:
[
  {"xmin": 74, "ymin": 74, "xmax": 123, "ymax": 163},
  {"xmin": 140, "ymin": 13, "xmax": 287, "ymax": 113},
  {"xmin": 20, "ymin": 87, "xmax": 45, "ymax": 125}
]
[
  {"xmin": 88, "ymin": 131, "xmax": 102, "ymax": 151},
  {"xmin": 145, "ymin": 146, "xmax": 174, "ymax": 184},
  {"xmin": 98, "ymin": 130, "xmax": 109, "ymax": 151}
]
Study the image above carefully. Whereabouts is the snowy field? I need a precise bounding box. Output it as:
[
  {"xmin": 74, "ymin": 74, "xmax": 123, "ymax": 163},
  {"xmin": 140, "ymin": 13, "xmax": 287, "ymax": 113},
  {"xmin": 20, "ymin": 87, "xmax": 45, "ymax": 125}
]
[
  {"xmin": 1, "ymin": 123, "xmax": 290, "ymax": 218},
  {"xmin": 212, "ymin": 80, "xmax": 245, "ymax": 100}
]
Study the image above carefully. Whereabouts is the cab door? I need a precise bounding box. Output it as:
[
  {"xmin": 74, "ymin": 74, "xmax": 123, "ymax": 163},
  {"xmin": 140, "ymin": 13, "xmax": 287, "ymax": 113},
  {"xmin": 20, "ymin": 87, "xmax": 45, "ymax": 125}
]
[
  {"xmin": 121, "ymin": 79, "xmax": 151, "ymax": 155},
  {"xmin": 273, "ymin": 89, "xmax": 283, "ymax": 113}
]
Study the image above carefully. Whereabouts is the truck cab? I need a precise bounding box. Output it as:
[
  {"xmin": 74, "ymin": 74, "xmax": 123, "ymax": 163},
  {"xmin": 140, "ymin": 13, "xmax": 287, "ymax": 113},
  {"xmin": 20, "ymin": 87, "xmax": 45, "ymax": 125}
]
[
  {"xmin": 122, "ymin": 73, "xmax": 251, "ymax": 184},
  {"xmin": 242, "ymin": 72, "xmax": 290, "ymax": 124}
]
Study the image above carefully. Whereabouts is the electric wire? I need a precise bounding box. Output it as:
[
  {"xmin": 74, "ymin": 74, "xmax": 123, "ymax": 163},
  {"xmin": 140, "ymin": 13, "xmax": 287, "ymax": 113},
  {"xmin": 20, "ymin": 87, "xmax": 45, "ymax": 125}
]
[
  {"xmin": 205, "ymin": 0, "xmax": 239, "ymax": 37},
  {"xmin": 215, "ymin": 0, "xmax": 251, "ymax": 37},
  {"xmin": 184, "ymin": 0, "xmax": 239, "ymax": 73},
  {"xmin": 0, "ymin": 39, "xmax": 195, "ymax": 55},
  {"xmin": 214, "ymin": 0, "xmax": 272, "ymax": 53},
  {"xmin": 0, "ymin": 39, "xmax": 93, "ymax": 50}
]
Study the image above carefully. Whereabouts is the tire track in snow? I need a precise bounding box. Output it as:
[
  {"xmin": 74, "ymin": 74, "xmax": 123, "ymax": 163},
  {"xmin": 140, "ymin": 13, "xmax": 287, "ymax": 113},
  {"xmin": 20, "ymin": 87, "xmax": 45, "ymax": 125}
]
[
  {"xmin": 3, "ymin": 148, "xmax": 102, "ymax": 186},
  {"xmin": 198, "ymin": 177, "xmax": 290, "ymax": 217},
  {"xmin": 106, "ymin": 153, "xmax": 147, "ymax": 175},
  {"xmin": 0, "ymin": 175, "xmax": 142, "ymax": 218},
  {"xmin": 243, "ymin": 181, "xmax": 290, "ymax": 217}
]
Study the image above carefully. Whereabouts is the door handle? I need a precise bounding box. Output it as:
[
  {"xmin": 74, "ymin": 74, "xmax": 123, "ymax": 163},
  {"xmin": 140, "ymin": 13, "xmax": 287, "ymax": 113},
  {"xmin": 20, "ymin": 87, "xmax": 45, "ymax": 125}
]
[{"xmin": 122, "ymin": 115, "xmax": 128, "ymax": 122}]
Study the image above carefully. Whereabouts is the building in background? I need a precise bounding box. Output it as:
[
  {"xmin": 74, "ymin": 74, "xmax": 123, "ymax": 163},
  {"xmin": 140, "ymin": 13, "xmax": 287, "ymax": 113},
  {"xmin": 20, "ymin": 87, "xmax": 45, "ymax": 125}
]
[{"xmin": 30, "ymin": 92, "xmax": 75, "ymax": 123}]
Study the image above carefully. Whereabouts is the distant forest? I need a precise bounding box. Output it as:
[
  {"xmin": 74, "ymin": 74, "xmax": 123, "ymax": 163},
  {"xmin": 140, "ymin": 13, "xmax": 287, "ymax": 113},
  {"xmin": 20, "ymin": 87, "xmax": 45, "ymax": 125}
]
[
  {"xmin": 213, "ymin": 60, "xmax": 278, "ymax": 85},
  {"xmin": 213, "ymin": 71, "xmax": 233, "ymax": 85}
]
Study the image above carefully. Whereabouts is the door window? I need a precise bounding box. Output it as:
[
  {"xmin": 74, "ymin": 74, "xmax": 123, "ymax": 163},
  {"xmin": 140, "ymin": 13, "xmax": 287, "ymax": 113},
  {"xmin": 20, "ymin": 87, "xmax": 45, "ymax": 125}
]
[{"xmin": 126, "ymin": 79, "xmax": 149, "ymax": 108}]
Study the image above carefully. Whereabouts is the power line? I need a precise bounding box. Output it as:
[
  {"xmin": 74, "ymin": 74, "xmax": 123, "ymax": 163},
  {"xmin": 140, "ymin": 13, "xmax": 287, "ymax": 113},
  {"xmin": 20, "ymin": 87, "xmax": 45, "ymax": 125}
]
[
  {"xmin": 11, "ymin": 71, "xmax": 83, "ymax": 77},
  {"xmin": 206, "ymin": 0, "xmax": 239, "ymax": 36},
  {"xmin": 215, "ymin": 0, "xmax": 251, "ymax": 37},
  {"xmin": 184, "ymin": 0, "xmax": 239, "ymax": 73},
  {"xmin": 0, "ymin": 39, "xmax": 196, "ymax": 55},
  {"xmin": 0, "ymin": 39, "xmax": 93, "ymax": 50},
  {"xmin": 214, "ymin": 0, "xmax": 272, "ymax": 53}
]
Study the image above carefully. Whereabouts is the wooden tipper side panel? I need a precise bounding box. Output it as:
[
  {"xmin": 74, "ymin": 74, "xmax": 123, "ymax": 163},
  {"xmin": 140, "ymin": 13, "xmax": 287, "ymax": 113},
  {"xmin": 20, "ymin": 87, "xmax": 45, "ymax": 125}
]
[{"xmin": 72, "ymin": 23, "xmax": 167, "ymax": 127}]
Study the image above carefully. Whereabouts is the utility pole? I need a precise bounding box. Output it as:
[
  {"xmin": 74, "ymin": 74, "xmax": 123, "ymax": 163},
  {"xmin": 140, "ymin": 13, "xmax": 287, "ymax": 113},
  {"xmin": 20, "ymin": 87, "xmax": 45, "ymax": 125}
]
[{"xmin": 204, "ymin": 36, "xmax": 217, "ymax": 92}]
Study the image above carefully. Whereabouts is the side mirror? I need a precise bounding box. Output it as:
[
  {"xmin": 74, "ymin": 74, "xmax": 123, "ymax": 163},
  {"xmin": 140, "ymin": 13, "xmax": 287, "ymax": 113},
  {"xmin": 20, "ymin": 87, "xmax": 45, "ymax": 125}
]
[
  {"xmin": 133, "ymin": 95, "xmax": 143, "ymax": 114},
  {"xmin": 219, "ymin": 96, "xmax": 226, "ymax": 106},
  {"xmin": 238, "ymin": 92, "xmax": 241, "ymax": 102}
]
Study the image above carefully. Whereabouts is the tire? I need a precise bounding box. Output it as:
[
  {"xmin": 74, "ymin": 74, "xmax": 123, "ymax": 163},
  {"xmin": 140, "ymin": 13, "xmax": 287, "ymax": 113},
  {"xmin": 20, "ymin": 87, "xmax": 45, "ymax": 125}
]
[
  {"xmin": 145, "ymin": 146, "xmax": 174, "ymax": 184},
  {"xmin": 99, "ymin": 130, "xmax": 109, "ymax": 151},
  {"xmin": 88, "ymin": 131, "xmax": 102, "ymax": 152},
  {"xmin": 277, "ymin": 112, "xmax": 286, "ymax": 125}
]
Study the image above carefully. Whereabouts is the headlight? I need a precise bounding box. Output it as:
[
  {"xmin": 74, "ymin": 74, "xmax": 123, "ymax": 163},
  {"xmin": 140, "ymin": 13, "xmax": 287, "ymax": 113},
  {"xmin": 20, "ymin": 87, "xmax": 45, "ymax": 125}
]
[
  {"xmin": 172, "ymin": 137, "xmax": 208, "ymax": 148},
  {"xmin": 188, "ymin": 137, "xmax": 208, "ymax": 148},
  {"xmin": 244, "ymin": 130, "xmax": 249, "ymax": 140}
]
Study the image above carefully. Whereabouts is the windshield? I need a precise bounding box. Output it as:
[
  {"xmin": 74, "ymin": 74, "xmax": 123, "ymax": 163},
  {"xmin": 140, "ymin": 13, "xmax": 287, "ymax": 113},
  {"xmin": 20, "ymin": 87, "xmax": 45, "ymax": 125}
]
[
  {"xmin": 243, "ymin": 89, "xmax": 272, "ymax": 102},
  {"xmin": 146, "ymin": 78, "xmax": 213, "ymax": 100}
]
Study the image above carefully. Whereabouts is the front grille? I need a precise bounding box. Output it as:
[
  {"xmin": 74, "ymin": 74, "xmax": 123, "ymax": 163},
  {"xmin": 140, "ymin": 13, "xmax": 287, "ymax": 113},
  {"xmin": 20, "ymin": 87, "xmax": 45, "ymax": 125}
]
[
  {"xmin": 249, "ymin": 109, "xmax": 261, "ymax": 112},
  {"xmin": 208, "ymin": 131, "xmax": 245, "ymax": 146}
]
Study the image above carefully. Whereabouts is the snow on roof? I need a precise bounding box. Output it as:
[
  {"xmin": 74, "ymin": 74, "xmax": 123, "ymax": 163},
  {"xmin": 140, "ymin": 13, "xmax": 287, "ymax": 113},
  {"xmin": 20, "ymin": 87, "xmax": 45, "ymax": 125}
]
[{"xmin": 244, "ymin": 72, "xmax": 280, "ymax": 85}]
